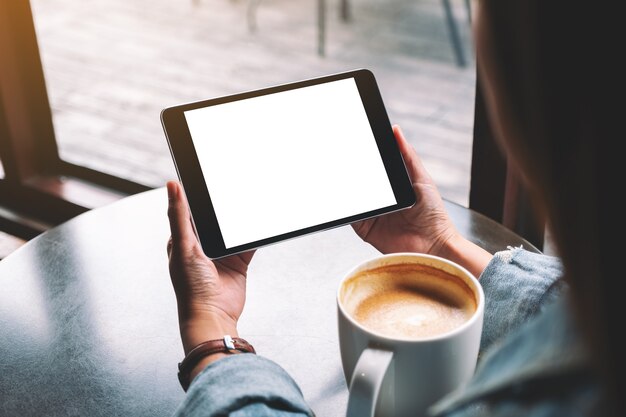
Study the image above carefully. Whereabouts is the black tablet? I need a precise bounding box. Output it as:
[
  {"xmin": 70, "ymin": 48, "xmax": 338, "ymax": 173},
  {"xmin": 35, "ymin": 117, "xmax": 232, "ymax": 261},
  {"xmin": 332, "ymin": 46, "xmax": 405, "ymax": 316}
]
[{"xmin": 160, "ymin": 69, "xmax": 415, "ymax": 259}]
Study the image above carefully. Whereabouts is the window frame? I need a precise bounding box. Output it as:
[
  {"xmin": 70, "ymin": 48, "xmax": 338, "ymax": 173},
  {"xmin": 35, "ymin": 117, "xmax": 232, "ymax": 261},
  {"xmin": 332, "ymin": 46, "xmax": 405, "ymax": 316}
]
[
  {"xmin": 469, "ymin": 76, "xmax": 544, "ymax": 250},
  {"xmin": 0, "ymin": 0, "xmax": 149, "ymax": 239}
]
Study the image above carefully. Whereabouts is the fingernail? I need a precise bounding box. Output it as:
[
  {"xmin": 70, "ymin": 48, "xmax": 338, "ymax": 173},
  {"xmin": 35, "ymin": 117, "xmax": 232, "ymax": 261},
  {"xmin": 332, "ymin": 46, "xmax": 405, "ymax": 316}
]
[{"xmin": 167, "ymin": 182, "xmax": 177, "ymax": 201}]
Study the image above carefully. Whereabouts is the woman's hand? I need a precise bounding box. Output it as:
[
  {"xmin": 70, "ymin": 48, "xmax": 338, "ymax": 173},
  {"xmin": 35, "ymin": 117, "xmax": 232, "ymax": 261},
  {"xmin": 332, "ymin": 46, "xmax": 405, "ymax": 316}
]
[
  {"xmin": 166, "ymin": 181, "xmax": 255, "ymax": 356},
  {"xmin": 352, "ymin": 125, "xmax": 492, "ymax": 277},
  {"xmin": 352, "ymin": 125, "xmax": 457, "ymax": 256}
]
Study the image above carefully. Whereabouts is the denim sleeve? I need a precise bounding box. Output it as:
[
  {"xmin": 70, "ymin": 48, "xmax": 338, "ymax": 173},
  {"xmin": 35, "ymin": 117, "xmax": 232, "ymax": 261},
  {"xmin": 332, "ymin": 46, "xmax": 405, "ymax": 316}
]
[
  {"xmin": 172, "ymin": 354, "xmax": 314, "ymax": 417},
  {"xmin": 478, "ymin": 247, "xmax": 567, "ymax": 353}
]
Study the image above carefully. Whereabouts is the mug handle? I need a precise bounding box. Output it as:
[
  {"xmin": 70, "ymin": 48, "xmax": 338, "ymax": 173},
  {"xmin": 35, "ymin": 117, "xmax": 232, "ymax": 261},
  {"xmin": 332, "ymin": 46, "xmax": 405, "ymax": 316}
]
[{"xmin": 346, "ymin": 348, "xmax": 394, "ymax": 417}]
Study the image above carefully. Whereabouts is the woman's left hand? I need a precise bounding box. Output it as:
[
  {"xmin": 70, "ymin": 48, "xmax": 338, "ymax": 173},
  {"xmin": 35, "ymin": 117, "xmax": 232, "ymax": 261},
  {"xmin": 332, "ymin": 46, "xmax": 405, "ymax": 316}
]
[{"xmin": 166, "ymin": 181, "xmax": 255, "ymax": 354}]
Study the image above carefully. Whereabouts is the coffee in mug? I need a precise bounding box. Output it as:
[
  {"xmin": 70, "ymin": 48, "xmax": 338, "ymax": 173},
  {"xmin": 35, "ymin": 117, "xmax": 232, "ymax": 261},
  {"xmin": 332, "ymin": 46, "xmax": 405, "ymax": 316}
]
[
  {"xmin": 342, "ymin": 263, "xmax": 477, "ymax": 340},
  {"xmin": 337, "ymin": 253, "xmax": 484, "ymax": 417}
]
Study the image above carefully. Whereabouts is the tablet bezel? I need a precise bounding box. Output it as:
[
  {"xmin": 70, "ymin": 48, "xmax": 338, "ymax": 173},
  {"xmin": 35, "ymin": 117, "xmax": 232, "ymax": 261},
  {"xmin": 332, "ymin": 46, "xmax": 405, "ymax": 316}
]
[{"xmin": 161, "ymin": 69, "xmax": 415, "ymax": 259}]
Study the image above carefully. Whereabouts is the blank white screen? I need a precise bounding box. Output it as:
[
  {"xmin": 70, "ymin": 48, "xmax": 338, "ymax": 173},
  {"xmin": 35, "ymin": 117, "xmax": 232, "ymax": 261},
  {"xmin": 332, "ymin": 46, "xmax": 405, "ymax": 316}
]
[{"xmin": 184, "ymin": 78, "xmax": 397, "ymax": 248}]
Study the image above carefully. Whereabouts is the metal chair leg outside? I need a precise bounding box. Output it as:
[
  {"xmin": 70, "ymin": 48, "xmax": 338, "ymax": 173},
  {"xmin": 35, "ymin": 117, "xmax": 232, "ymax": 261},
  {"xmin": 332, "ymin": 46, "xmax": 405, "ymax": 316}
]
[
  {"xmin": 442, "ymin": 0, "xmax": 467, "ymax": 67},
  {"xmin": 318, "ymin": 0, "xmax": 326, "ymax": 56}
]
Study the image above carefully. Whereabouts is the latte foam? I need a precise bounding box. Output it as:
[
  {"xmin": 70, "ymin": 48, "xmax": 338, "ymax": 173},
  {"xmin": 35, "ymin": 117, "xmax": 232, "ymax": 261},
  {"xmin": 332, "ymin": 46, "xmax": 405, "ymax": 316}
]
[{"xmin": 341, "ymin": 263, "xmax": 476, "ymax": 339}]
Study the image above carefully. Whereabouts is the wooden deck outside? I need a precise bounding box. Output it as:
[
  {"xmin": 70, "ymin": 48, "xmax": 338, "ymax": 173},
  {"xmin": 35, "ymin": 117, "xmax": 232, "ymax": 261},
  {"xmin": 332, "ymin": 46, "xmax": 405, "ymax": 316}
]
[
  {"xmin": 29, "ymin": 0, "xmax": 476, "ymax": 204},
  {"xmin": 0, "ymin": 0, "xmax": 475, "ymax": 258}
]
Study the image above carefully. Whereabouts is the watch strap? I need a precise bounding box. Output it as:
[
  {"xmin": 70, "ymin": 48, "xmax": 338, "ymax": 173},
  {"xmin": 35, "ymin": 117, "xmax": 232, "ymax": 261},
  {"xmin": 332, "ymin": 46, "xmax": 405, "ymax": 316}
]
[{"xmin": 178, "ymin": 335, "xmax": 256, "ymax": 391}]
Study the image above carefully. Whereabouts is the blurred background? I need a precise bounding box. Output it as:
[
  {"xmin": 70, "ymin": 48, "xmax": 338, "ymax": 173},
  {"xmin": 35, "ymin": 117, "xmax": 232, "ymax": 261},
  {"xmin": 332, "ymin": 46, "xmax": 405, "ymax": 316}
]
[{"xmin": 0, "ymin": 0, "xmax": 476, "ymax": 258}]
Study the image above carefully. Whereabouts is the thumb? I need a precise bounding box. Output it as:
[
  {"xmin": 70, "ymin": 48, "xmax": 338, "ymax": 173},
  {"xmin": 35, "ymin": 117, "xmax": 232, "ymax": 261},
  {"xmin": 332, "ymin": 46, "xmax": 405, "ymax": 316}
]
[
  {"xmin": 392, "ymin": 125, "xmax": 433, "ymax": 184},
  {"xmin": 167, "ymin": 181, "xmax": 197, "ymax": 251}
]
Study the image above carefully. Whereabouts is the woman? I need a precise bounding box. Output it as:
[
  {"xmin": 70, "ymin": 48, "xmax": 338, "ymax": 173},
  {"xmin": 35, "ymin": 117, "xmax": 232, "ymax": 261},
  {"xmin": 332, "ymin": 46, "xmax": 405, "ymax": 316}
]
[{"xmin": 164, "ymin": 0, "xmax": 621, "ymax": 415}]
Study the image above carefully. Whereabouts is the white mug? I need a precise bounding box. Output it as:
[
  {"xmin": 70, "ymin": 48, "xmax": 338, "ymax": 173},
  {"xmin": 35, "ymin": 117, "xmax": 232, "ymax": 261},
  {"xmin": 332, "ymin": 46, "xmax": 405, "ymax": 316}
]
[{"xmin": 337, "ymin": 253, "xmax": 484, "ymax": 417}]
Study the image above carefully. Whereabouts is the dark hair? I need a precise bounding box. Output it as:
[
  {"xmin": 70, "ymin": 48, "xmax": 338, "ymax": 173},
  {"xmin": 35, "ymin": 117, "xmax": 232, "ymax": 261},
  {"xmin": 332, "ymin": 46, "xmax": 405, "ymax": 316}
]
[{"xmin": 478, "ymin": 1, "xmax": 622, "ymax": 415}]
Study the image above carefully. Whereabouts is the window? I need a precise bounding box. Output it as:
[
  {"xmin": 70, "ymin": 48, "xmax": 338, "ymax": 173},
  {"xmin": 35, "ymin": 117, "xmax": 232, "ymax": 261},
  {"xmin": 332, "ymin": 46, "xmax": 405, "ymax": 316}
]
[{"xmin": 1, "ymin": 0, "xmax": 477, "ymax": 241}]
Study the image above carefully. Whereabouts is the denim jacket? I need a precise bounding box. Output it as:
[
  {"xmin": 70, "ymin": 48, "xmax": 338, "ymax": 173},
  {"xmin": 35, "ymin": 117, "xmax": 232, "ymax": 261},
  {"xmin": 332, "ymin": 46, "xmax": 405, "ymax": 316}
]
[{"xmin": 172, "ymin": 248, "xmax": 597, "ymax": 417}]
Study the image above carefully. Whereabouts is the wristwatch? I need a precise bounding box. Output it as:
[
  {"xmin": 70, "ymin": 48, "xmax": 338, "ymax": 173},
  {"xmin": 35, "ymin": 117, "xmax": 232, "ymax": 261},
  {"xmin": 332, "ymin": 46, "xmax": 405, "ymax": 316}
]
[{"xmin": 177, "ymin": 335, "xmax": 256, "ymax": 391}]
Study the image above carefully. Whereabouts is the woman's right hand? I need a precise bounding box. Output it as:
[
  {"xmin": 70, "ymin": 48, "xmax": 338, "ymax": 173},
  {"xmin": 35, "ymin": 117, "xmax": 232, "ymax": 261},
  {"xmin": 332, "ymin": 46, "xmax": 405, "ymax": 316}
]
[
  {"xmin": 352, "ymin": 125, "xmax": 492, "ymax": 277},
  {"xmin": 352, "ymin": 125, "xmax": 457, "ymax": 255}
]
